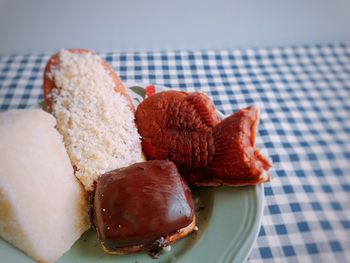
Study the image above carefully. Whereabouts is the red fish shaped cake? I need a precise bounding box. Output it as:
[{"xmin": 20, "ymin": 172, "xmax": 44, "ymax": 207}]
[{"xmin": 135, "ymin": 91, "xmax": 271, "ymax": 186}]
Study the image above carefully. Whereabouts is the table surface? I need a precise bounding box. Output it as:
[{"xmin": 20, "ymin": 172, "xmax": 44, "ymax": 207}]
[{"xmin": 1, "ymin": 44, "xmax": 350, "ymax": 263}]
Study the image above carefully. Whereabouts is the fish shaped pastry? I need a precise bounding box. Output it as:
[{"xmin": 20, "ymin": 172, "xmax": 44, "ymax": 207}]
[{"xmin": 135, "ymin": 91, "xmax": 271, "ymax": 186}]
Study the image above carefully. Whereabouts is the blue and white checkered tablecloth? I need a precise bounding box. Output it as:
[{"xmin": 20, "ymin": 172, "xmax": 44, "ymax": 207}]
[{"xmin": 1, "ymin": 44, "xmax": 350, "ymax": 262}]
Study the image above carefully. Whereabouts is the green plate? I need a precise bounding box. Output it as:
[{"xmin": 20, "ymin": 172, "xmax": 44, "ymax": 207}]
[{"xmin": 0, "ymin": 84, "xmax": 265, "ymax": 263}]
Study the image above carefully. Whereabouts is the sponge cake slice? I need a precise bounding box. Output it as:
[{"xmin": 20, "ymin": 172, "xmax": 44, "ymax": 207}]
[{"xmin": 0, "ymin": 109, "xmax": 90, "ymax": 263}]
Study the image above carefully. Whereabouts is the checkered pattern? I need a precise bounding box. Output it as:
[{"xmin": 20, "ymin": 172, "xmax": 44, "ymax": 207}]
[{"xmin": 1, "ymin": 44, "xmax": 350, "ymax": 262}]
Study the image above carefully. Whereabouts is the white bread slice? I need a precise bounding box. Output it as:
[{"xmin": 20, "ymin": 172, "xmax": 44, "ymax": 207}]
[{"xmin": 0, "ymin": 109, "xmax": 90, "ymax": 263}]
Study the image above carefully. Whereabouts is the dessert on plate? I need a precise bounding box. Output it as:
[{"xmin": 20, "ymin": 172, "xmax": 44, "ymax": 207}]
[
  {"xmin": 43, "ymin": 49, "xmax": 144, "ymax": 191},
  {"xmin": 0, "ymin": 48, "xmax": 272, "ymax": 263},
  {"xmin": 136, "ymin": 91, "xmax": 271, "ymax": 186},
  {"xmin": 93, "ymin": 160, "xmax": 195, "ymax": 256},
  {"xmin": 0, "ymin": 109, "xmax": 90, "ymax": 263}
]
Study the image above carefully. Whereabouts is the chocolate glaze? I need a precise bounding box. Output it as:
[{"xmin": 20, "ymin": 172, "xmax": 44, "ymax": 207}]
[{"xmin": 93, "ymin": 160, "xmax": 194, "ymax": 250}]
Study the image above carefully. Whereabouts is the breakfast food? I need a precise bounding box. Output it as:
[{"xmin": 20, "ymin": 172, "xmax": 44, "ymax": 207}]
[
  {"xmin": 43, "ymin": 49, "xmax": 144, "ymax": 191},
  {"xmin": 0, "ymin": 109, "xmax": 90, "ymax": 263},
  {"xmin": 93, "ymin": 160, "xmax": 195, "ymax": 255},
  {"xmin": 136, "ymin": 91, "xmax": 271, "ymax": 186}
]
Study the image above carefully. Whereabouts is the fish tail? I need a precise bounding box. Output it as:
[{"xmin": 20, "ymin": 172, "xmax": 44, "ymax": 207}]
[{"xmin": 202, "ymin": 106, "xmax": 271, "ymax": 186}]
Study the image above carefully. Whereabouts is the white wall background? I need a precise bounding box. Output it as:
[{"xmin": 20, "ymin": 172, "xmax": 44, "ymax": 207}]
[{"xmin": 0, "ymin": 0, "xmax": 349, "ymax": 55}]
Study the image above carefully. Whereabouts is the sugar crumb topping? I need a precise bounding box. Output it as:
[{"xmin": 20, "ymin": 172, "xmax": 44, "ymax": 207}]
[{"xmin": 50, "ymin": 50, "xmax": 142, "ymax": 190}]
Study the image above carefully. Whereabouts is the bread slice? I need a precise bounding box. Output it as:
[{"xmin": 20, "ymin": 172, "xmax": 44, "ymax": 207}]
[
  {"xmin": 43, "ymin": 49, "xmax": 144, "ymax": 191},
  {"xmin": 0, "ymin": 109, "xmax": 90, "ymax": 263}
]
